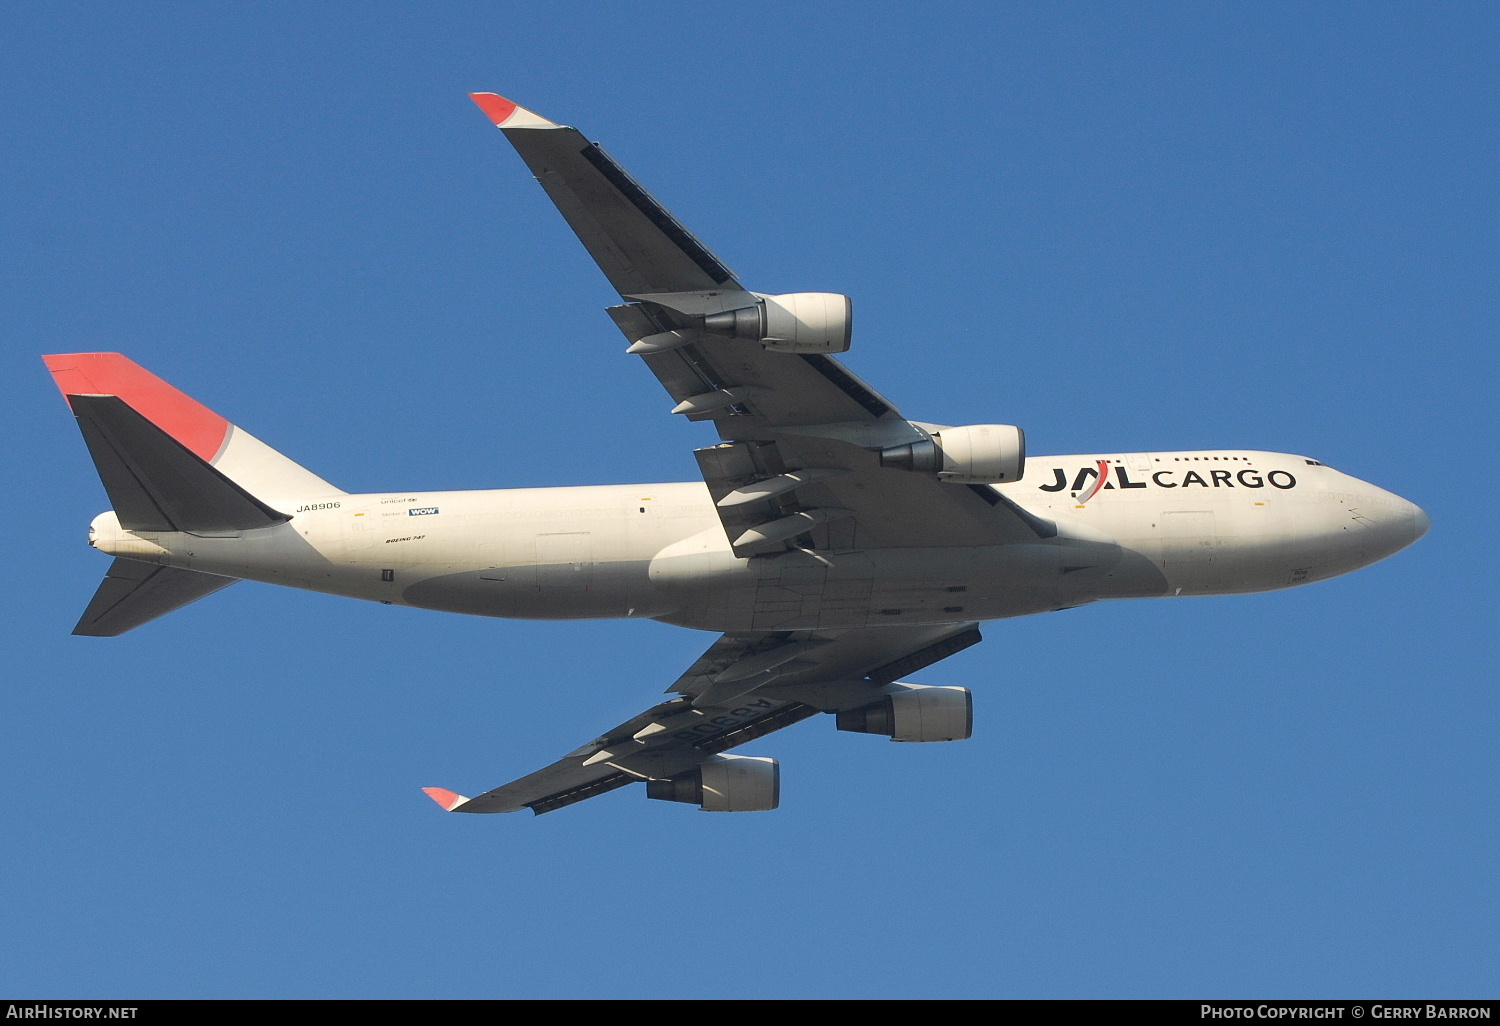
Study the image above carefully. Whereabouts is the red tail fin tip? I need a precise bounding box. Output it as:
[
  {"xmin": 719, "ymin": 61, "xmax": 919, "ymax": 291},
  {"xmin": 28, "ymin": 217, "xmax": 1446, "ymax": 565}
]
[{"xmin": 42, "ymin": 353, "xmax": 229, "ymax": 463}]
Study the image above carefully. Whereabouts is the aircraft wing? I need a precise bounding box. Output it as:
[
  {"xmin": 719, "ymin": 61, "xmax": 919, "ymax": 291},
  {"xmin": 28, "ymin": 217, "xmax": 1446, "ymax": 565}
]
[
  {"xmin": 471, "ymin": 94, "xmax": 1053, "ymax": 552},
  {"xmin": 427, "ymin": 621, "xmax": 981, "ymax": 815}
]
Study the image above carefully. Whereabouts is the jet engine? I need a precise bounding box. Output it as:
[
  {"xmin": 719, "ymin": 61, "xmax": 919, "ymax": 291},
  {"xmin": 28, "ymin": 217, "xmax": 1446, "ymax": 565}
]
[
  {"xmin": 836, "ymin": 683, "xmax": 973, "ymax": 742},
  {"xmin": 646, "ymin": 753, "xmax": 780, "ymax": 811},
  {"xmin": 703, "ymin": 293, "xmax": 852, "ymax": 354},
  {"xmin": 879, "ymin": 424, "xmax": 1026, "ymax": 484}
]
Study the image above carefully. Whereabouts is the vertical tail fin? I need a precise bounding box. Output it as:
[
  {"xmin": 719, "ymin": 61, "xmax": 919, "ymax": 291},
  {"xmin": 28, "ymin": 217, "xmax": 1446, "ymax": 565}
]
[{"xmin": 43, "ymin": 353, "xmax": 342, "ymax": 507}]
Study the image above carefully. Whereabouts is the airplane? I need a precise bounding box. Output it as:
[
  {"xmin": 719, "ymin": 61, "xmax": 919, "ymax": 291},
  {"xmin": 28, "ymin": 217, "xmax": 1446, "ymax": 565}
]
[{"xmin": 43, "ymin": 93, "xmax": 1429, "ymax": 817}]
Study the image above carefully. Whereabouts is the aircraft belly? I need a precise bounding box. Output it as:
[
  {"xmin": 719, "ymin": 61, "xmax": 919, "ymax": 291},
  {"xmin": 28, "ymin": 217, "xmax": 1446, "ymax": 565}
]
[
  {"xmin": 398, "ymin": 521, "xmax": 701, "ymax": 621},
  {"xmin": 652, "ymin": 542, "xmax": 1169, "ymax": 631},
  {"xmin": 399, "ymin": 558, "xmax": 667, "ymax": 620}
]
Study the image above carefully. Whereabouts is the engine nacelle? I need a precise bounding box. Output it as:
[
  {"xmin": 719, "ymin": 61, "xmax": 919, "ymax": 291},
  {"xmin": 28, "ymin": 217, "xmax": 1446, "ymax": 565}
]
[
  {"xmin": 645, "ymin": 753, "xmax": 780, "ymax": 811},
  {"xmin": 703, "ymin": 292, "xmax": 852, "ymax": 354},
  {"xmin": 836, "ymin": 683, "xmax": 973, "ymax": 742},
  {"xmin": 879, "ymin": 424, "xmax": 1026, "ymax": 484}
]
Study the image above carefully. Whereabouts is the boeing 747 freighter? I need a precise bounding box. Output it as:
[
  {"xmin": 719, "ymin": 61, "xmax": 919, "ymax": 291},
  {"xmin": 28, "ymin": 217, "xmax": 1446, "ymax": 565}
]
[{"xmin": 45, "ymin": 95, "xmax": 1428, "ymax": 816}]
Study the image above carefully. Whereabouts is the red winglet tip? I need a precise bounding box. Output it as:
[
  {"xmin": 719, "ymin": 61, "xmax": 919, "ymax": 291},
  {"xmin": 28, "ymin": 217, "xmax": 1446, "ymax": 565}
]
[
  {"xmin": 422, "ymin": 787, "xmax": 468, "ymax": 811},
  {"xmin": 469, "ymin": 92, "xmax": 518, "ymax": 126}
]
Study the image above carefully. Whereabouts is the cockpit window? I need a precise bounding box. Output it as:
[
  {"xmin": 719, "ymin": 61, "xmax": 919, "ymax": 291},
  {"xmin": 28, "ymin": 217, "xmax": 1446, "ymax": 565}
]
[{"xmin": 1305, "ymin": 459, "xmax": 1324, "ymax": 466}]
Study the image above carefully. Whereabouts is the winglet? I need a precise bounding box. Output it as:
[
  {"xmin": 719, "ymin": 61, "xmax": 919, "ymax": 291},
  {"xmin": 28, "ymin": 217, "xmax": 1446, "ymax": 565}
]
[
  {"xmin": 468, "ymin": 93, "xmax": 558, "ymax": 130},
  {"xmin": 422, "ymin": 787, "xmax": 471, "ymax": 812}
]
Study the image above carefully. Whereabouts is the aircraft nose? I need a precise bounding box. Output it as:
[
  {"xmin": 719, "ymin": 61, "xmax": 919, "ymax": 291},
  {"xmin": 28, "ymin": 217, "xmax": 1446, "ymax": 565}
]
[
  {"xmin": 1361, "ymin": 489, "xmax": 1429, "ymax": 557},
  {"xmin": 1410, "ymin": 501, "xmax": 1431, "ymax": 542}
]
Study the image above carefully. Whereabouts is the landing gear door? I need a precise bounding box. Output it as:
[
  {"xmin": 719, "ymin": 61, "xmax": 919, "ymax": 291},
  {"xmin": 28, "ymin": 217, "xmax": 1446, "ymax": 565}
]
[
  {"xmin": 537, "ymin": 532, "xmax": 594, "ymax": 591},
  {"xmin": 1162, "ymin": 510, "xmax": 1217, "ymax": 564},
  {"xmin": 479, "ymin": 540, "xmax": 506, "ymax": 581}
]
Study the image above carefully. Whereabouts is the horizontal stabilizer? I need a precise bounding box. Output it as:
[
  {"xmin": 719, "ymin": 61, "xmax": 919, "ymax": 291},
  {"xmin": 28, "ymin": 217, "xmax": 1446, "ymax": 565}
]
[
  {"xmin": 73, "ymin": 558, "xmax": 237, "ymax": 637},
  {"xmin": 68, "ymin": 394, "xmax": 289, "ymax": 534}
]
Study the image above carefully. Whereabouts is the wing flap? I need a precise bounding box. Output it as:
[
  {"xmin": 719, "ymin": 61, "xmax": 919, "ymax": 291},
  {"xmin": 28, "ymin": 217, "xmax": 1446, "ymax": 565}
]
[
  {"xmin": 772, "ymin": 432, "xmax": 1049, "ymax": 548},
  {"xmin": 526, "ymin": 773, "xmax": 634, "ymax": 816}
]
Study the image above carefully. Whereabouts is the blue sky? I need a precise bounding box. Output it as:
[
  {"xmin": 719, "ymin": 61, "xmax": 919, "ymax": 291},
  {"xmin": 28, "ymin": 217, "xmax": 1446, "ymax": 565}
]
[{"xmin": 2, "ymin": 2, "xmax": 1495, "ymax": 998}]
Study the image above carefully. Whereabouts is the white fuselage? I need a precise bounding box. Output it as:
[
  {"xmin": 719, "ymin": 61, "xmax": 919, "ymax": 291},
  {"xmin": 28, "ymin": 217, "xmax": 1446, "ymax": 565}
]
[{"xmin": 87, "ymin": 450, "xmax": 1428, "ymax": 633}]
